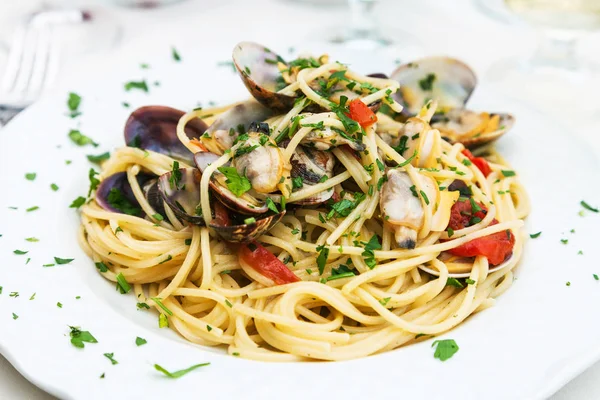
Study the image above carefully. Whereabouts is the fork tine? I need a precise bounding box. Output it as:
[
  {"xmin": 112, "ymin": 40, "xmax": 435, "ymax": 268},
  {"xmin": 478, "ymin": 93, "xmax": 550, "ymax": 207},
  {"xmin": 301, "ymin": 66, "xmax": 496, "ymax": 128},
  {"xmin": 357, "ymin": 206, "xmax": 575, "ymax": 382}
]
[
  {"xmin": 28, "ymin": 25, "xmax": 52, "ymax": 97},
  {"xmin": 13, "ymin": 27, "xmax": 40, "ymax": 95},
  {"xmin": 0, "ymin": 24, "xmax": 27, "ymax": 93}
]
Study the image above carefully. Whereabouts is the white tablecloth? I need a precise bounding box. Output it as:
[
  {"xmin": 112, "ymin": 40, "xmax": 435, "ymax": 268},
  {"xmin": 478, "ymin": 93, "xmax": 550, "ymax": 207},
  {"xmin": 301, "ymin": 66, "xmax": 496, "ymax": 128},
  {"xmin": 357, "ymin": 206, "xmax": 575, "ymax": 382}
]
[{"xmin": 0, "ymin": 0, "xmax": 599, "ymax": 398}]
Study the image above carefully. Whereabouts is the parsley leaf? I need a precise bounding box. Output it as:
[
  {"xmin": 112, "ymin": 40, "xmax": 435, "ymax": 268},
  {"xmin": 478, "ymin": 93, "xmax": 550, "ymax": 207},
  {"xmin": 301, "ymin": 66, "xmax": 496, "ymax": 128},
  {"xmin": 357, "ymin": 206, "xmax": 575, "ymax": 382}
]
[
  {"xmin": 432, "ymin": 339, "xmax": 459, "ymax": 361},
  {"xmin": 171, "ymin": 47, "xmax": 181, "ymax": 61},
  {"xmin": 107, "ymin": 188, "xmax": 142, "ymax": 216},
  {"xmin": 25, "ymin": 172, "xmax": 36, "ymax": 181},
  {"xmin": 116, "ymin": 273, "xmax": 131, "ymax": 294},
  {"xmin": 154, "ymin": 363, "xmax": 210, "ymax": 379},
  {"xmin": 68, "ymin": 129, "xmax": 98, "ymax": 147},
  {"xmin": 530, "ymin": 232, "xmax": 542, "ymax": 239},
  {"xmin": 265, "ymin": 197, "xmax": 279, "ymax": 213},
  {"xmin": 69, "ymin": 326, "xmax": 98, "ymax": 348},
  {"xmin": 446, "ymin": 278, "xmax": 464, "ymax": 288},
  {"xmin": 124, "ymin": 80, "xmax": 149, "ymax": 92},
  {"xmin": 418, "ymin": 73, "xmax": 436, "ymax": 91},
  {"xmin": 136, "ymin": 337, "xmax": 147, "ymax": 346},
  {"xmin": 88, "ymin": 168, "xmax": 100, "ymax": 196},
  {"xmin": 54, "ymin": 257, "xmax": 74, "ymax": 265},
  {"xmin": 217, "ymin": 166, "xmax": 252, "ymax": 197},
  {"xmin": 316, "ymin": 245, "xmax": 329, "ymax": 275},
  {"xmin": 87, "ymin": 152, "xmax": 110, "ymax": 164},
  {"xmin": 67, "ymin": 92, "xmax": 82, "ymax": 117},
  {"xmin": 70, "ymin": 196, "xmax": 86, "ymax": 209},
  {"xmin": 581, "ymin": 200, "xmax": 599, "ymax": 213},
  {"xmin": 104, "ymin": 353, "xmax": 118, "ymax": 365}
]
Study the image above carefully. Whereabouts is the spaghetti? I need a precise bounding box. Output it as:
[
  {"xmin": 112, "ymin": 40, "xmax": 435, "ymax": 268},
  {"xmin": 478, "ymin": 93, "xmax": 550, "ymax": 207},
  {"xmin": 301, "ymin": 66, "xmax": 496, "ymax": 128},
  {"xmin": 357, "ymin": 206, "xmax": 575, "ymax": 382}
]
[{"xmin": 78, "ymin": 44, "xmax": 529, "ymax": 361}]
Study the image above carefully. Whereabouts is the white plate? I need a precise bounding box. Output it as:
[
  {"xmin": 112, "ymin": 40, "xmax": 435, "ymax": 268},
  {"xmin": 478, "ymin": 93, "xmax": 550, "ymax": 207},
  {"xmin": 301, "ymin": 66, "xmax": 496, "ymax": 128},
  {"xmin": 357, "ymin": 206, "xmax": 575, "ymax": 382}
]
[{"xmin": 1, "ymin": 43, "xmax": 600, "ymax": 400}]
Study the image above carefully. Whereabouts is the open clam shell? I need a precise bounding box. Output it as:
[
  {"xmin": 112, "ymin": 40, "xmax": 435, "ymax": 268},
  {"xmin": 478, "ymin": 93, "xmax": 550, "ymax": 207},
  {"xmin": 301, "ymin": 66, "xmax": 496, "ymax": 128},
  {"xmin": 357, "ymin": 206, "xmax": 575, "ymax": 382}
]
[
  {"xmin": 203, "ymin": 99, "xmax": 274, "ymax": 153},
  {"xmin": 96, "ymin": 172, "xmax": 155, "ymax": 217},
  {"xmin": 210, "ymin": 210, "xmax": 286, "ymax": 243},
  {"xmin": 194, "ymin": 151, "xmax": 269, "ymax": 214},
  {"xmin": 157, "ymin": 167, "xmax": 204, "ymax": 225},
  {"xmin": 432, "ymin": 110, "xmax": 515, "ymax": 148},
  {"xmin": 390, "ymin": 57, "xmax": 477, "ymax": 117},
  {"xmin": 233, "ymin": 42, "xmax": 296, "ymax": 112},
  {"xmin": 290, "ymin": 146, "xmax": 335, "ymax": 205},
  {"xmin": 124, "ymin": 106, "xmax": 207, "ymax": 164}
]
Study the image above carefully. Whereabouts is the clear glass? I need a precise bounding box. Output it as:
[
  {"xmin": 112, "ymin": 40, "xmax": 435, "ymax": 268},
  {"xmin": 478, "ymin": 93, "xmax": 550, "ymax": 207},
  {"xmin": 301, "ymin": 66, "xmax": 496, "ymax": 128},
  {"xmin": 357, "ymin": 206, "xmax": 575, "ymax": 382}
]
[
  {"xmin": 320, "ymin": 0, "xmax": 421, "ymax": 53},
  {"xmin": 482, "ymin": 0, "xmax": 600, "ymax": 81}
]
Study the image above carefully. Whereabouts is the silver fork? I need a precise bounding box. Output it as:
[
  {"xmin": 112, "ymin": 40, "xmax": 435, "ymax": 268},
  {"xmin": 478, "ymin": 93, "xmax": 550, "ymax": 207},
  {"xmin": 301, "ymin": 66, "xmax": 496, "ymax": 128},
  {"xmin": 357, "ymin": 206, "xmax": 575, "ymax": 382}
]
[{"xmin": 0, "ymin": 14, "xmax": 62, "ymax": 127}]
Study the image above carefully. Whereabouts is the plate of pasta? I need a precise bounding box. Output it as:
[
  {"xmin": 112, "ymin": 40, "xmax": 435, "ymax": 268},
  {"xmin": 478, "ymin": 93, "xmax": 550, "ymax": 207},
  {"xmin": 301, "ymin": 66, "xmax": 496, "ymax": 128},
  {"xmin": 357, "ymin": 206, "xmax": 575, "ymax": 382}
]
[{"xmin": 1, "ymin": 41, "xmax": 599, "ymax": 400}]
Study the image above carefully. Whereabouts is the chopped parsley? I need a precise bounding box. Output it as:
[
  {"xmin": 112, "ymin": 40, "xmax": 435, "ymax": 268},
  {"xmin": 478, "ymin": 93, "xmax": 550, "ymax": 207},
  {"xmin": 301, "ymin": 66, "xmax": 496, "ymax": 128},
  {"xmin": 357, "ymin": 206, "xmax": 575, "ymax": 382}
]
[
  {"xmin": 152, "ymin": 297, "xmax": 173, "ymax": 316},
  {"xmin": 70, "ymin": 196, "xmax": 86, "ymax": 208},
  {"xmin": 171, "ymin": 47, "xmax": 181, "ymax": 61},
  {"xmin": 159, "ymin": 313, "xmax": 169, "ymax": 328},
  {"xmin": 116, "ymin": 273, "xmax": 131, "ymax": 294},
  {"xmin": 26, "ymin": 206, "xmax": 39, "ymax": 212},
  {"xmin": 13, "ymin": 250, "xmax": 28, "ymax": 255},
  {"xmin": 418, "ymin": 73, "xmax": 436, "ymax": 91},
  {"xmin": 217, "ymin": 166, "xmax": 252, "ymax": 197},
  {"xmin": 327, "ymin": 193, "xmax": 365, "ymax": 220},
  {"xmin": 561, "ymin": 239, "xmax": 568, "ymax": 245},
  {"xmin": 265, "ymin": 197, "xmax": 279, "ymax": 213},
  {"xmin": 50, "ymin": 183, "xmax": 59, "ymax": 191},
  {"xmin": 530, "ymin": 232, "xmax": 542, "ymax": 239},
  {"xmin": 361, "ymin": 234, "xmax": 381, "ymax": 269},
  {"xmin": 137, "ymin": 302, "xmax": 150, "ymax": 310},
  {"xmin": 88, "ymin": 168, "xmax": 100, "ymax": 196},
  {"xmin": 25, "ymin": 237, "xmax": 39, "ymax": 242},
  {"xmin": 124, "ymin": 80, "xmax": 149, "ymax": 92},
  {"xmin": 501, "ymin": 170, "xmax": 516, "ymax": 177},
  {"xmin": 581, "ymin": 200, "xmax": 598, "ymax": 213},
  {"xmin": 136, "ymin": 337, "xmax": 147, "ymax": 346},
  {"xmin": 12, "ymin": 313, "xmax": 18, "ymax": 320},
  {"xmin": 25, "ymin": 172, "xmax": 36, "ymax": 181},
  {"xmin": 432, "ymin": 339, "xmax": 459, "ymax": 361},
  {"xmin": 594, "ymin": 274, "xmax": 599, "ymax": 281},
  {"xmin": 446, "ymin": 278, "xmax": 464, "ymax": 288},
  {"xmin": 154, "ymin": 362, "xmax": 210, "ymax": 379},
  {"xmin": 292, "ymin": 176, "xmax": 303, "ymax": 189},
  {"xmin": 67, "ymin": 92, "xmax": 82, "ymax": 117},
  {"xmin": 316, "ymin": 245, "xmax": 330, "ymax": 275},
  {"xmin": 69, "ymin": 326, "xmax": 98, "ymax": 348},
  {"xmin": 87, "ymin": 152, "xmax": 110, "ymax": 164},
  {"xmin": 54, "ymin": 257, "xmax": 74, "ymax": 265},
  {"xmin": 68, "ymin": 129, "xmax": 98, "ymax": 147},
  {"xmin": 95, "ymin": 262, "xmax": 108, "ymax": 273},
  {"xmin": 379, "ymin": 297, "xmax": 391, "ymax": 306},
  {"xmin": 104, "ymin": 353, "xmax": 118, "ymax": 365},
  {"xmin": 107, "ymin": 188, "xmax": 141, "ymax": 215}
]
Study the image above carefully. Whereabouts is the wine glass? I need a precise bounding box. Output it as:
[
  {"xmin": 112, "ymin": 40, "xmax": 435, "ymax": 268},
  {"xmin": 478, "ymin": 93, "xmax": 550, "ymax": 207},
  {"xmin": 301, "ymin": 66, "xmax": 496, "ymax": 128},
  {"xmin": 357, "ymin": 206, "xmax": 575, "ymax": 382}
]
[
  {"xmin": 319, "ymin": 0, "xmax": 421, "ymax": 54},
  {"xmin": 484, "ymin": 0, "xmax": 600, "ymax": 80}
]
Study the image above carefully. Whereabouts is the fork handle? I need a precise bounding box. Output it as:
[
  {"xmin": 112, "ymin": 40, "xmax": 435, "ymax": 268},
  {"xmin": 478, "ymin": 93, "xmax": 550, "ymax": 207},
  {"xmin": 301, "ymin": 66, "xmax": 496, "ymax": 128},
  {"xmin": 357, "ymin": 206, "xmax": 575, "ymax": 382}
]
[{"xmin": 0, "ymin": 106, "xmax": 24, "ymax": 128}]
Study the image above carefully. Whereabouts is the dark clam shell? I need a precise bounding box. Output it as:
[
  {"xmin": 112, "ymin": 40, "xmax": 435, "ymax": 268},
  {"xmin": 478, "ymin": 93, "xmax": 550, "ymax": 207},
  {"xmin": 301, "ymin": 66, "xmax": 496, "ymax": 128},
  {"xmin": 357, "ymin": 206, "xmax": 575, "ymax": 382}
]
[
  {"xmin": 124, "ymin": 106, "xmax": 208, "ymax": 164},
  {"xmin": 96, "ymin": 172, "xmax": 154, "ymax": 217},
  {"xmin": 210, "ymin": 210, "xmax": 286, "ymax": 243},
  {"xmin": 142, "ymin": 179, "xmax": 166, "ymax": 217},
  {"xmin": 232, "ymin": 42, "xmax": 296, "ymax": 112},
  {"xmin": 157, "ymin": 167, "xmax": 204, "ymax": 225}
]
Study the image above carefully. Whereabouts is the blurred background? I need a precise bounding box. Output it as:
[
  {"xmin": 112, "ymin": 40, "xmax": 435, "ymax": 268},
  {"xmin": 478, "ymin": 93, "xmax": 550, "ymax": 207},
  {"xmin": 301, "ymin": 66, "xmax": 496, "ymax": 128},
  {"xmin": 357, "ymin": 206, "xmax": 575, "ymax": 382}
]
[{"xmin": 0, "ymin": 0, "xmax": 599, "ymax": 398}]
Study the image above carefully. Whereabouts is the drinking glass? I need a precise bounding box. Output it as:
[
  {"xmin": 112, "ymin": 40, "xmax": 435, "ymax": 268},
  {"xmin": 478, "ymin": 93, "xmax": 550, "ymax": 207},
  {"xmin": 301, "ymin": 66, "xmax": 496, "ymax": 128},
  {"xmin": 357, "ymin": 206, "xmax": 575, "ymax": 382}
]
[{"xmin": 484, "ymin": 0, "xmax": 600, "ymax": 80}]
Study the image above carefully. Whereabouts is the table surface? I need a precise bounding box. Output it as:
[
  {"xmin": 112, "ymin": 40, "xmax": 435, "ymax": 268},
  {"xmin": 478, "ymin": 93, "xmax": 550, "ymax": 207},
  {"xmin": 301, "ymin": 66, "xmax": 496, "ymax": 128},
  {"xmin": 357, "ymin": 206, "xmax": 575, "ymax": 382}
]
[{"xmin": 0, "ymin": 0, "xmax": 599, "ymax": 399}]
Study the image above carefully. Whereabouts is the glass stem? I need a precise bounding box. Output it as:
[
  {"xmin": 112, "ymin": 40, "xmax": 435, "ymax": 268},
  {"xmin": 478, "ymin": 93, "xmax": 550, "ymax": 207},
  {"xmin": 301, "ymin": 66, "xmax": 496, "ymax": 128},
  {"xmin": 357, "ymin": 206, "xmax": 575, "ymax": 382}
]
[{"xmin": 348, "ymin": 0, "xmax": 377, "ymax": 39}]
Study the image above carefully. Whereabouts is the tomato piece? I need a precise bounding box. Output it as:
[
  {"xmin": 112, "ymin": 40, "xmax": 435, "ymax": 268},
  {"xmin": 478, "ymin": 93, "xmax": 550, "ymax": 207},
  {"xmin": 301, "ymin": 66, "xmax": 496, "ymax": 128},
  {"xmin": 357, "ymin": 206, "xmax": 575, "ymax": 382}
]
[
  {"xmin": 446, "ymin": 199, "xmax": 514, "ymax": 265},
  {"xmin": 348, "ymin": 98, "xmax": 377, "ymax": 128},
  {"xmin": 462, "ymin": 149, "xmax": 492, "ymax": 178},
  {"xmin": 448, "ymin": 223, "xmax": 515, "ymax": 265},
  {"xmin": 239, "ymin": 241, "xmax": 300, "ymax": 285},
  {"xmin": 448, "ymin": 198, "xmax": 487, "ymax": 231}
]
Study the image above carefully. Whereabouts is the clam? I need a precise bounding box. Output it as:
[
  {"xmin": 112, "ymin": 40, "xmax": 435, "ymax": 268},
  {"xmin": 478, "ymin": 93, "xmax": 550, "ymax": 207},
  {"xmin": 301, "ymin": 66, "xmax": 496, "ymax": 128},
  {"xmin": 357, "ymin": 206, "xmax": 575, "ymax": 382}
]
[
  {"xmin": 380, "ymin": 169, "xmax": 436, "ymax": 249},
  {"xmin": 157, "ymin": 164, "xmax": 284, "ymax": 242},
  {"xmin": 210, "ymin": 209, "xmax": 286, "ymax": 243},
  {"xmin": 142, "ymin": 179, "xmax": 166, "ymax": 218},
  {"xmin": 431, "ymin": 109, "xmax": 515, "ymax": 149},
  {"xmin": 231, "ymin": 129, "xmax": 285, "ymax": 194},
  {"xmin": 124, "ymin": 106, "xmax": 208, "ymax": 164},
  {"xmin": 157, "ymin": 167, "xmax": 204, "ymax": 224},
  {"xmin": 232, "ymin": 42, "xmax": 296, "ymax": 112},
  {"xmin": 290, "ymin": 146, "xmax": 335, "ymax": 205},
  {"xmin": 390, "ymin": 57, "xmax": 477, "ymax": 117},
  {"xmin": 202, "ymin": 100, "xmax": 274, "ymax": 154},
  {"xmin": 96, "ymin": 172, "xmax": 155, "ymax": 217},
  {"xmin": 194, "ymin": 151, "xmax": 269, "ymax": 214}
]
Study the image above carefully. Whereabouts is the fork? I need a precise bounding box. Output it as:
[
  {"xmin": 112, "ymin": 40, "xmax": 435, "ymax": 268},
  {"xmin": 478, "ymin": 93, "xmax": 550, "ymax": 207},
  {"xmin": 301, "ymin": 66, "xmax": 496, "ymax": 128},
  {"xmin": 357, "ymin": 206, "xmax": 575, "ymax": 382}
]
[{"xmin": 0, "ymin": 14, "xmax": 62, "ymax": 128}]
